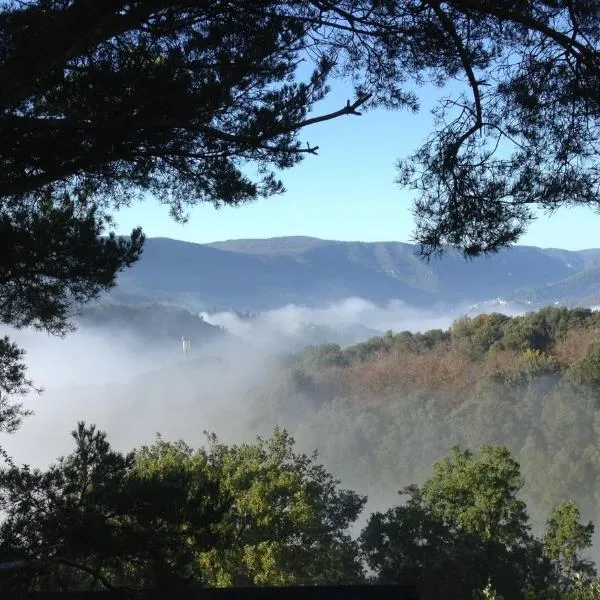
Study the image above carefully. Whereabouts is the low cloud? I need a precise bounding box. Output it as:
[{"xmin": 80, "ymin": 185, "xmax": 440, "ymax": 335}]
[
  {"xmin": 200, "ymin": 297, "xmax": 469, "ymax": 350},
  {"xmin": 0, "ymin": 296, "xmax": 527, "ymax": 476}
]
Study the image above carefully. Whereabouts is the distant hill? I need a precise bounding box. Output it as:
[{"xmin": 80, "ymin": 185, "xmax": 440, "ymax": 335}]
[
  {"xmin": 76, "ymin": 303, "xmax": 226, "ymax": 345},
  {"xmin": 508, "ymin": 266, "xmax": 600, "ymax": 308},
  {"xmin": 109, "ymin": 236, "xmax": 600, "ymax": 311}
]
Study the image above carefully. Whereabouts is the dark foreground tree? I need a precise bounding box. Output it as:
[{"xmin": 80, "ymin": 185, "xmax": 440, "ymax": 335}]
[
  {"xmin": 361, "ymin": 445, "xmax": 552, "ymax": 599},
  {"xmin": 1, "ymin": 0, "xmax": 599, "ymax": 428},
  {"xmin": 0, "ymin": 338, "xmax": 33, "ymax": 442},
  {"xmin": 1, "ymin": 1, "xmax": 598, "ymax": 255},
  {"xmin": 0, "ymin": 422, "xmax": 231, "ymax": 593},
  {"xmin": 0, "ymin": 424, "xmax": 365, "ymax": 592}
]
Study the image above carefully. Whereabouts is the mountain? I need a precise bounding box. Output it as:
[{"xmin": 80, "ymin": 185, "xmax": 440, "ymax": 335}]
[
  {"xmin": 508, "ymin": 266, "xmax": 600, "ymax": 308},
  {"xmin": 109, "ymin": 236, "xmax": 600, "ymax": 311}
]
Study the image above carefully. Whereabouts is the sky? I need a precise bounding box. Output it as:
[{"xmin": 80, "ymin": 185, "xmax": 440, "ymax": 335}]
[{"xmin": 114, "ymin": 80, "xmax": 600, "ymax": 251}]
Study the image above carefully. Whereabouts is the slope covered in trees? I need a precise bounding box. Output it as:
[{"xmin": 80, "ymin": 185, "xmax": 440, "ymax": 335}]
[
  {"xmin": 22, "ymin": 304, "xmax": 600, "ymax": 536},
  {"xmin": 257, "ymin": 307, "xmax": 600, "ymax": 532},
  {"xmin": 0, "ymin": 422, "xmax": 598, "ymax": 599}
]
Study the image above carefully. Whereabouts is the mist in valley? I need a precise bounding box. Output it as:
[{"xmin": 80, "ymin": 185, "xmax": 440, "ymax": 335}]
[
  {"xmin": 2, "ymin": 299, "xmax": 442, "ymax": 461},
  {"xmin": 3, "ymin": 295, "xmax": 594, "ymax": 545}
]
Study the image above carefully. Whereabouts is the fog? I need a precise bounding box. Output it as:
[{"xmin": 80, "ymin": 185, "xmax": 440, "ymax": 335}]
[
  {"xmin": 0, "ymin": 296, "xmax": 537, "ymax": 528},
  {"xmin": 0, "ymin": 297, "xmax": 477, "ymax": 488},
  {"xmin": 199, "ymin": 297, "xmax": 456, "ymax": 348},
  {"xmin": 1, "ymin": 325, "xmax": 276, "ymax": 466}
]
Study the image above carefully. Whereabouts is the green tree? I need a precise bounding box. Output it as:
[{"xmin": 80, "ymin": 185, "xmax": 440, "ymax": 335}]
[
  {"xmin": 194, "ymin": 428, "xmax": 366, "ymax": 586},
  {"xmin": 421, "ymin": 446, "xmax": 531, "ymax": 552},
  {"xmin": 452, "ymin": 314, "xmax": 509, "ymax": 360},
  {"xmin": 0, "ymin": 207, "xmax": 143, "ymax": 438},
  {"xmin": 0, "ymin": 423, "xmax": 228, "ymax": 593},
  {"xmin": 361, "ymin": 444, "xmax": 550, "ymax": 599},
  {"xmin": 503, "ymin": 316, "xmax": 554, "ymax": 354},
  {"xmin": 567, "ymin": 344, "xmax": 600, "ymax": 388},
  {"xmin": 298, "ymin": 344, "xmax": 349, "ymax": 372},
  {"xmin": 360, "ymin": 484, "xmax": 484, "ymax": 598},
  {"xmin": 544, "ymin": 501, "xmax": 596, "ymax": 586},
  {"xmin": 561, "ymin": 576, "xmax": 600, "ymax": 600},
  {"xmin": 0, "ymin": 424, "xmax": 366, "ymax": 592},
  {"xmin": 0, "ymin": 337, "xmax": 34, "ymax": 444}
]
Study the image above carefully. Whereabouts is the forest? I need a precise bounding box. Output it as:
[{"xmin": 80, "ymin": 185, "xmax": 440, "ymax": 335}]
[{"xmin": 5, "ymin": 306, "xmax": 600, "ymax": 599}]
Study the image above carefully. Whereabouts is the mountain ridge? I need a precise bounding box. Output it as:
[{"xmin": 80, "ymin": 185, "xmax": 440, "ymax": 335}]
[{"xmin": 110, "ymin": 236, "xmax": 600, "ymax": 311}]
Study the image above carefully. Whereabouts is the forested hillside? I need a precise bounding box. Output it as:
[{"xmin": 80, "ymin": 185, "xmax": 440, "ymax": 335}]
[
  {"xmin": 18, "ymin": 304, "xmax": 600, "ymax": 531},
  {"xmin": 275, "ymin": 307, "xmax": 600, "ymax": 528},
  {"xmin": 77, "ymin": 303, "xmax": 226, "ymax": 345}
]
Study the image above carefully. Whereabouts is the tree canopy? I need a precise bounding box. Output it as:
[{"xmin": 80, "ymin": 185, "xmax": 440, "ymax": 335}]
[
  {"xmin": 360, "ymin": 444, "xmax": 550, "ymax": 599},
  {"xmin": 543, "ymin": 500, "xmax": 596, "ymax": 588},
  {"xmin": 1, "ymin": 0, "xmax": 599, "ymax": 258},
  {"xmin": 3, "ymin": 423, "xmax": 596, "ymax": 597},
  {"xmin": 0, "ymin": 424, "xmax": 365, "ymax": 593}
]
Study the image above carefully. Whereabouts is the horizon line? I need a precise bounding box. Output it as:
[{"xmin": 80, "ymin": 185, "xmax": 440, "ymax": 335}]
[{"xmin": 137, "ymin": 235, "xmax": 600, "ymax": 253}]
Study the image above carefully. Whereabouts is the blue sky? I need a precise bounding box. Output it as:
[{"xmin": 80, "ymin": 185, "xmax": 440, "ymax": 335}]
[{"xmin": 114, "ymin": 81, "xmax": 600, "ymax": 250}]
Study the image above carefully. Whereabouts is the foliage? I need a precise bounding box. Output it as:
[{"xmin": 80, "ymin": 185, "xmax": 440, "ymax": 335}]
[
  {"xmin": 567, "ymin": 344, "xmax": 600, "ymax": 388},
  {"xmin": 360, "ymin": 484, "xmax": 484, "ymax": 598},
  {"xmin": 2, "ymin": 418, "xmax": 600, "ymax": 598},
  {"xmin": 394, "ymin": 328, "xmax": 451, "ymax": 354},
  {"xmin": 194, "ymin": 429, "xmax": 366, "ymax": 586},
  {"xmin": 544, "ymin": 501, "xmax": 596, "ymax": 586},
  {"xmin": 0, "ymin": 424, "xmax": 365, "ymax": 592},
  {"xmin": 395, "ymin": 2, "xmax": 600, "ymax": 257},
  {"xmin": 361, "ymin": 444, "xmax": 553, "ymax": 599},
  {"xmin": 295, "ymin": 344, "xmax": 349, "ymax": 372},
  {"xmin": 0, "ymin": 1, "xmax": 597, "ymax": 259},
  {"xmin": 421, "ymin": 445, "xmax": 531, "ymax": 549},
  {"xmin": 0, "ymin": 422, "xmax": 229, "ymax": 593},
  {"xmin": 503, "ymin": 316, "xmax": 555, "ymax": 354},
  {"xmin": 8, "ymin": 305, "xmax": 599, "ymax": 595},
  {"xmin": 524, "ymin": 575, "xmax": 600, "ymax": 600},
  {"xmin": 452, "ymin": 314, "xmax": 510, "ymax": 360},
  {"xmin": 0, "ymin": 0, "xmax": 334, "ymax": 438},
  {"xmin": 0, "ymin": 201, "xmax": 144, "ymax": 335},
  {"xmin": 292, "ymin": 307, "xmax": 600, "ymax": 398},
  {"xmin": 473, "ymin": 583, "xmax": 505, "ymax": 600},
  {"xmin": 0, "ymin": 201, "xmax": 144, "ymax": 436},
  {"xmin": 274, "ymin": 309, "xmax": 600, "ymax": 522},
  {"xmin": 562, "ymin": 575, "xmax": 600, "ymax": 600},
  {"xmin": 0, "ymin": 337, "xmax": 34, "ymax": 437}
]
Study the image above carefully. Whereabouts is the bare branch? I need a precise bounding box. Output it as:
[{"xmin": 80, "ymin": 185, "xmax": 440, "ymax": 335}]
[
  {"xmin": 54, "ymin": 557, "xmax": 125, "ymax": 596},
  {"xmin": 450, "ymin": 0, "xmax": 600, "ymax": 77},
  {"xmin": 430, "ymin": 2, "xmax": 483, "ymax": 167}
]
